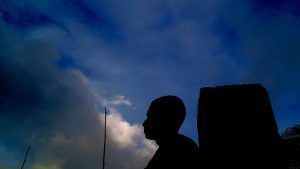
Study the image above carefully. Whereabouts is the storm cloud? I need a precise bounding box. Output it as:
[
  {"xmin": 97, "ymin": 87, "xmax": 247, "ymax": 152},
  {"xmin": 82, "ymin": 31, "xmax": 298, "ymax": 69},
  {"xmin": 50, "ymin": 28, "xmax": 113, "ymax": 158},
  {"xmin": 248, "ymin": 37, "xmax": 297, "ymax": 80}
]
[{"xmin": 0, "ymin": 16, "xmax": 155, "ymax": 169}]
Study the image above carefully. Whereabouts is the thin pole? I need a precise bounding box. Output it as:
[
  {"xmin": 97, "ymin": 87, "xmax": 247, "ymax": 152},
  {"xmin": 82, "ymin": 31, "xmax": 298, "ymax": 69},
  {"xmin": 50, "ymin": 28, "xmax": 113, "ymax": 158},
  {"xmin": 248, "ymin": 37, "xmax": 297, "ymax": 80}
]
[
  {"xmin": 20, "ymin": 145, "xmax": 30, "ymax": 169},
  {"xmin": 102, "ymin": 108, "xmax": 107, "ymax": 169}
]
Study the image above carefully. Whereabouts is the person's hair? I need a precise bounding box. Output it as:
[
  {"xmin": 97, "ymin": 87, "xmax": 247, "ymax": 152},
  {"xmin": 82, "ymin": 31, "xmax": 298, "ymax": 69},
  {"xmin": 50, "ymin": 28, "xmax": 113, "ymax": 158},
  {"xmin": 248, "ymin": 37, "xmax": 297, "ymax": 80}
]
[{"xmin": 150, "ymin": 95, "xmax": 186, "ymax": 131}]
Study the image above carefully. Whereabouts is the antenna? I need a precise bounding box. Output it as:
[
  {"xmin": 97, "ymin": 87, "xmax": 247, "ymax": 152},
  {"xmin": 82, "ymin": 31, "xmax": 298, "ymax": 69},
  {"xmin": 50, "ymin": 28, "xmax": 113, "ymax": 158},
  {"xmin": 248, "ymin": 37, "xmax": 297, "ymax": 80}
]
[
  {"xmin": 102, "ymin": 107, "xmax": 107, "ymax": 169},
  {"xmin": 20, "ymin": 145, "xmax": 30, "ymax": 169}
]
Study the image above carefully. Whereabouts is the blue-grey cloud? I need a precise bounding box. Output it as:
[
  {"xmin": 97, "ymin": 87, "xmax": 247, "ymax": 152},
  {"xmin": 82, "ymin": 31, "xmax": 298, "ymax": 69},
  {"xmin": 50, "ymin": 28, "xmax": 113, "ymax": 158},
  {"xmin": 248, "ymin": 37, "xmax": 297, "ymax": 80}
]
[{"xmin": 0, "ymin": 13, "xmax": 155, "ymax": 169}]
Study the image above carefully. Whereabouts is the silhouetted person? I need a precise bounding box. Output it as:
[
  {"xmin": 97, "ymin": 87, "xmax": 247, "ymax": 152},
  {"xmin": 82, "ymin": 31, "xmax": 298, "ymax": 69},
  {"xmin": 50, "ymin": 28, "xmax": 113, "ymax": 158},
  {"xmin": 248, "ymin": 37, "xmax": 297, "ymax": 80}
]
[
  {"xmin": 197, "ymin": 84, "xmax": 288, "ymax": 169},
  {"xmin": 143, "ymin": 95, "xmax": 199, "ymax": 169}
]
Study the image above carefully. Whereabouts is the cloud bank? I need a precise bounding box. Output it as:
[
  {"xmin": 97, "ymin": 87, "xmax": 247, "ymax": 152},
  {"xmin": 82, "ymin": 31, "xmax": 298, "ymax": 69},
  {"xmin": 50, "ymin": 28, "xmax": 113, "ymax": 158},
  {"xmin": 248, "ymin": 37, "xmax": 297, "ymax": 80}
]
[{"xmin": 0, "ymin": 17, "xmax": 156, "ymax": 169}]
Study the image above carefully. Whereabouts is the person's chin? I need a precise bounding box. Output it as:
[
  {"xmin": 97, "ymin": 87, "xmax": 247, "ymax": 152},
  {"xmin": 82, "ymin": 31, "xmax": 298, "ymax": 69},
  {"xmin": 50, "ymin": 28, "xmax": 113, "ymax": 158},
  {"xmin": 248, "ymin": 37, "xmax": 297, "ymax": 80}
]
[{"xmin": 144, "ymin": 133, "xmax": 155, "ymax": 140}]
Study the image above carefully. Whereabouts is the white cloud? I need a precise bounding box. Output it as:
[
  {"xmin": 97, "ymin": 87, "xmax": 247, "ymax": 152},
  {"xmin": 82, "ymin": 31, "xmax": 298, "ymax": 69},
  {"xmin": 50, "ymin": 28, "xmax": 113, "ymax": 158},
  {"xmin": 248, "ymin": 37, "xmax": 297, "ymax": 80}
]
[
  {"xmin": 100, "ymin": 110, "xmax": 157, "ymax": 149},
  {"xmin": 110, "ymin": 95, "xmax": 133, "ymax": 106},
  {"xmin": 100, "ymin": 95, "xmax": 133, "ymax": 107},
  {"xmin": 99, "ymin": 108, "xmax": 157, "ymax": 166},
  {"xmin": 100, "ymin": 112, "xmax": 139, "ymax": 149},
  {"xmin": 133, "ymin": 139, "xmax": 158, "ymax": 163}
]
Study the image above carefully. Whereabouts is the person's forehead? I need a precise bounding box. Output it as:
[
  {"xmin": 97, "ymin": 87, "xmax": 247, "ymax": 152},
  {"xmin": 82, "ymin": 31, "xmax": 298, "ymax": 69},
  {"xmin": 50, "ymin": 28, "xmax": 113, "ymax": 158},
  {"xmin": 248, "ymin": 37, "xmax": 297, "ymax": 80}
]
[
  {"xmin": 146, "ymin": 107, "xmax": 156, "ymax": 116},
  {"xmin": 146, "ymin": 103, "xmax": 161, "ymax": 115},
  {"xmin": 147, "ymin": 105, "xmax": 170, "ymax": 119}
]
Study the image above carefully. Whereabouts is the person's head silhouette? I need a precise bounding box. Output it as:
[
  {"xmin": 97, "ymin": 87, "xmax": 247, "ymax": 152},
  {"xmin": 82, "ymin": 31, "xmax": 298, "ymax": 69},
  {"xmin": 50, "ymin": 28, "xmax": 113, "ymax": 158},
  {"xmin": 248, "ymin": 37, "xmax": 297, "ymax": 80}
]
[
  {"xmin": 142, "ymin": 96, "xmax": 199, "ymax": 169},
  {"xmin": 142, "ymin": 95, "xmax": 186, "ymax": 144}
]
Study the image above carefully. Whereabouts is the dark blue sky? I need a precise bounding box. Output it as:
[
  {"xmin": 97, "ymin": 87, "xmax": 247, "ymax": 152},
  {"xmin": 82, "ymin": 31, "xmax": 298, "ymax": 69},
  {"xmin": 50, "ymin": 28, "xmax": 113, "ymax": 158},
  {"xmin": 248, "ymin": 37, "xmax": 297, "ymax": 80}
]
[{"xmin": 0, "ymin": 0, "xmax": 300, "ymax": 168}]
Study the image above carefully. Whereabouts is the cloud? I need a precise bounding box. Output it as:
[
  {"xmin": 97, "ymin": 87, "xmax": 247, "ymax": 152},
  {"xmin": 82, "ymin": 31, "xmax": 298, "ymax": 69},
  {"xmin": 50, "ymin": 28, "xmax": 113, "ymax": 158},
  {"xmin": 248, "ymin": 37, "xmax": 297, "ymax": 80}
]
[
  {"xmin": 100, "ymin": 95, "xmax": 133, "ymax": 107},
  {"xmin": 110, "ymin": 95, "xmax": 133, "ymax": 106},
  {"xmin": 1, "ymin": 0, "xmax": 300, "ymax": 168},
  {"xmin": 0, "ymin": 16, "xmax": 156, "ymax": 169},
  {"xmin": 99, "ymin": 108, "xmax": 157, "ymax": 149},
  {"xmin": 102, "ymin": 112, "xmax": 141, "ymax": 149},
  {"xmin": 99, "ymin": 109, "xmax": 157, "ymax": 169},
  {"xmin": 70, "ymin": 0, "xmax": 300, "ymax": 133},
  {"xmin": 0, "ymin": 144, "xmax": 16, "ymax": 169}
]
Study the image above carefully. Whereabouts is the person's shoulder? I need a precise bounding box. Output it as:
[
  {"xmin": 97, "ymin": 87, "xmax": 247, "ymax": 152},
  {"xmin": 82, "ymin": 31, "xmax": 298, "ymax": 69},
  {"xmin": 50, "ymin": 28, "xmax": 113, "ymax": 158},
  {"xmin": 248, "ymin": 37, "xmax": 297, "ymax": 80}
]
[
  {"xmin": 175, "ymin": 134, "xmax": 199, "ymax": 168},
  {"xmin": 176, "ymin": 134, "xmax": 199, "ymax": 149}
]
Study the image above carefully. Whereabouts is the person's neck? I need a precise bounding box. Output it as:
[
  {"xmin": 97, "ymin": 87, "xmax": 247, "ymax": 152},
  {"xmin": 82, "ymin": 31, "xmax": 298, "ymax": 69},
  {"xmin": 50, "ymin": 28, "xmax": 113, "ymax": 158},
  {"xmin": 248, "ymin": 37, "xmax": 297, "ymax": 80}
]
[{"xmin": 155, "ymin": 132, "xmax": 178, "ymax": 146}]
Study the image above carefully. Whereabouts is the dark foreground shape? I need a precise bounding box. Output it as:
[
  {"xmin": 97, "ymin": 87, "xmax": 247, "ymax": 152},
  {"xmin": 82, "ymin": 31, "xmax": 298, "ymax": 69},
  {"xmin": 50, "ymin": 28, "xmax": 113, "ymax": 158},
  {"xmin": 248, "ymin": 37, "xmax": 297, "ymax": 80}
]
[
  {"xmin": 282, "ymin": 125, "xmax": 300, "ymax": 169},
  {"xmin": 197, "ymin": 84, "xmax": 296, "ymax": 169},
  {"xmin": 143, "ymin": 96, "xmax": 199, "ymax": 169}
]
